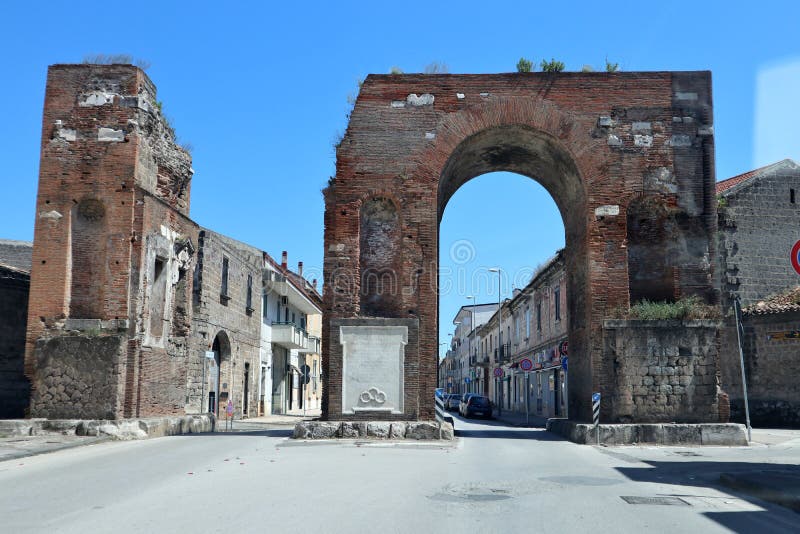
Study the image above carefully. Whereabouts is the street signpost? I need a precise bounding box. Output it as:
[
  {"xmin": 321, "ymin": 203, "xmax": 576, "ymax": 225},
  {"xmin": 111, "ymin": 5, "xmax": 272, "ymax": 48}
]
[
  {"xmin": 592, "ymin": 392, "xmax": 601, "ymax": 445},
  {"xmin": 520, "ymin": 358, "xmax": 533, "ymax": 426},
  {"xmin": 493, "ymin": 367, "xmax": 503, "ymax": 378}
]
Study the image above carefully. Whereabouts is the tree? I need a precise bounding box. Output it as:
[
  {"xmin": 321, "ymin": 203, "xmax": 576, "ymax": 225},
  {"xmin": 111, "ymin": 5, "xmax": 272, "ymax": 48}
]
[
  {"xmin": 540, "ymin": 58, "xmax": 565, "ymax": 72},
  {"xmin": 516, "ymin": 57, "xmax": 533, "ymax": 73}
]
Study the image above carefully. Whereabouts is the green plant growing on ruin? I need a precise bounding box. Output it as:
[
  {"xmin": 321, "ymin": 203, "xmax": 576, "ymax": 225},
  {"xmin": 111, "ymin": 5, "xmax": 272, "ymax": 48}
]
[
  {"xmin": 716, "ymin": 194, "xmax": 728, "ymax": 209},
  {"xmin": 540, "ymin": 59, "xmax": 565, "ymax": 72},
  {"xmin": 581, "ymin": 65, "xmax": 594, "ymax": 72},
  {"xmin": 516, "ymin": 57, "xmax": 533, "ymax": 73},
  {"xmin": 605, "ymin": 59, "xmax": 620, "ymax": 72},
  {"xmin": 626, "ymin": 296, "xmax": 718, "ymax": 320},
  {"xmin": 82, "ymin": 54, "xmax": 151, "ymax": 70},
  {"xmin": 423, "ymin": 61, "xmax": 449, "ymax": 74},
  {"xmin": 389, "ymin": 66, "xmax": 404, "ymax": 74}
]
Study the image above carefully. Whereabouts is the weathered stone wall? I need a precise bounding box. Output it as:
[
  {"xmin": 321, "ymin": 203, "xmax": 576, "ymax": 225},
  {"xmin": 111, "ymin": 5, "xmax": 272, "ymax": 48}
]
[
  {"xmin": 189, "ymin": 230, "xmax": 263, "ymax": 418},
  {"xmin": 0, "ymin": 266, "xmax": 31, "ymax": 418},
  {"xmin": 602, "ymin": 320, "xmax": 721, "ymax": 423},
  {"xmin": 324, "ymin": 72, "xmax": 718, "ymax": 422},
  {"xmin": 718, "ymin": 160, "xmax": 800, "ymax": 308},
  {"xmin": 723, "ymin": 311, "xmax": 800, "ymax": 427},
  {"xmin": 30, "ymin": 334, "xmax": 125, "ymax": 419}
]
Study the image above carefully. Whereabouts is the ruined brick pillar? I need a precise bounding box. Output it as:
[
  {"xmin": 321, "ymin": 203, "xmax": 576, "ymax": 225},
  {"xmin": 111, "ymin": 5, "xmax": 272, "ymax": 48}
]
[{"xmin": 26, "ymin": 65, "xmax": 198, "ymax": 419}]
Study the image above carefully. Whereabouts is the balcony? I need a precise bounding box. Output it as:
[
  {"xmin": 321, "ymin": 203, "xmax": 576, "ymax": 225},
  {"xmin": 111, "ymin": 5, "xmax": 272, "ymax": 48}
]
[
  {"xmin": 271, "ymin": 322, "xmax": 308, "ymax": 350},
  {"xmin": 476, "ymin": 353, "xmax": 492, "ymax": 367},
  {"xmin": 298, "ymin": 335, "xmax": 321, "ymax": 354}
]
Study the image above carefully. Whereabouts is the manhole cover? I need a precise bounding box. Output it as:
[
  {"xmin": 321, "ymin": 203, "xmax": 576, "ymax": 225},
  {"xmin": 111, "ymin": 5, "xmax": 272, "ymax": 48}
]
[
  {"xmin": 428, "ymin": 484, "xmax": 512, "ymax": 503},
  {"xmin": 621, "ymin": 496, "xmax": 691, "ymax": 506}
]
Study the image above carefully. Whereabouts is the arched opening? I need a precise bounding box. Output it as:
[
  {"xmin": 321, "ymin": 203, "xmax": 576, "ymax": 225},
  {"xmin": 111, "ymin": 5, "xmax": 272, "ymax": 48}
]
[
  {"xmin": 437, "ymin": 125, "xmax": 588, "ymax": 421},
  {"xmin": 209, "ymin": 330, "xmax": 231, "ymax": 416}
]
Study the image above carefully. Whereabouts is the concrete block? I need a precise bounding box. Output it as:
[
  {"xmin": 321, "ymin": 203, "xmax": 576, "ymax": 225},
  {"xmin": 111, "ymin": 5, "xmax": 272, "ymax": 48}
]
[
  {"xmin": 389, "ymin": 422, "xmax": 406, "ymax": 439},
  {"xmin": 700, "ymin": 424, "xmax": 748, "ymax": 445},
  {"xmin": 366, "ymin": 422, "xmax": 391, "ymax": 438},
  {"xmin": 406, "ymin": 421, "xmax": 438, "ymax": 440}
]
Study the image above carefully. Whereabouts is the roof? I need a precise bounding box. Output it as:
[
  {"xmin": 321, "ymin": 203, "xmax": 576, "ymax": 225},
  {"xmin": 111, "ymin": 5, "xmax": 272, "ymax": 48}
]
[
  {"xmin": 262, "ymin": 251, "xmax": 322, "ymax": 309},
  {"xmin": 744, "ymin": 286, "xmax": 800, "ymax": 316},
  {"xmin": 0, "ymin": 239, "xmax": 32, "ymax": 273},
  {"xmin": 716, "ymin": 159, "xmax": 799, "ymax": 195}
]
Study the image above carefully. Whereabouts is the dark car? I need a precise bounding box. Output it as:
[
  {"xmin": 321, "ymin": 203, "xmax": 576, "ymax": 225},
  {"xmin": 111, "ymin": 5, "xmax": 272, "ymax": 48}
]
[{"xmin": 464, "ymin": 395, "xmax": 492, "ymax": 419}]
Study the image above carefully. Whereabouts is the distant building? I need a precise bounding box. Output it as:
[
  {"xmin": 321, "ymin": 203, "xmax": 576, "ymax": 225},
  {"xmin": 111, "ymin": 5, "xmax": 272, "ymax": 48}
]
[
  {"xmin": 447, "ymin": 303, "xmax": 499, "ymax": 395},
  {"xmin": 477, "ymin": 250, "xmax": 568, "ymax": 418},
  {"xmin": 0, "ymin": 240, "xmax": 32, "ymax": 418},
  {"xmin": 717, "ymin": 159, "xmax": 800, "ymax": 426}
]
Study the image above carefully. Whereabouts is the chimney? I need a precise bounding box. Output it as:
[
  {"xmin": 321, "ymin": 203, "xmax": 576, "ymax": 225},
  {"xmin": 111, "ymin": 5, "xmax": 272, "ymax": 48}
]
[
  {"xmin": 281, "ymin": 251, "xmax": 287, "ymax": 270},
  {"xmin": 297, "ymin": 261, "xmax": 304, "ymax": 277},
  {"xmin": 312, "ymin": 278, "xmax": 317, "ymax": 290}
]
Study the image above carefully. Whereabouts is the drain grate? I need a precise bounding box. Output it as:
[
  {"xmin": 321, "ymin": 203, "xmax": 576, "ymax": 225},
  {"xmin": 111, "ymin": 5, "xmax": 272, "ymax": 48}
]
[{"xmin": 621, "ymin": 496, "xmax": 691, "ymax": 506}]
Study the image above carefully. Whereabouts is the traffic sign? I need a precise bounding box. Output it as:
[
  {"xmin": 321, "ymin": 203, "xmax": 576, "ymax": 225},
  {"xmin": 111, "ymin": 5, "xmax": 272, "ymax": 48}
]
[
  {"xmin": 300, "ymin": 364, "xmax": 311, "ymax": 385},
  {"xmin": 792, "ymin": 239, "xmax": 800, "ymax": 275},
  {"xmin": 465, "ymin": 377, "xmax": 471, "ymax": 384},
  {"xmin": 493, "ymin": 367, "xmax": 503, "ymax": 378},
  {"xmin": 559, "ymin": 340, "xmax": 569, "ymax": 356},
  {"xmin": 519, "ymin": 358, "xmax": 533, "ymax": 372}
]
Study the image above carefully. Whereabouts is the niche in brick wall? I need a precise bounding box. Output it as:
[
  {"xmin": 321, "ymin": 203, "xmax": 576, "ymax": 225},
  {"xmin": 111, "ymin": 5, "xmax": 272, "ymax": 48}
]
[
  {"xmin": 69, "ymin": 198, "xmax": 108, "ymax": 319},
  {"xmin": 626, "ymin": 196, "xmax": 676, "ymax": 303},
  {"xmin": 359, "ymin": 198, "xmax": 400, "ymax": 316},
  {"xmin": 149, "ymin": 256, "xmax": 168, "ymax": 337}
]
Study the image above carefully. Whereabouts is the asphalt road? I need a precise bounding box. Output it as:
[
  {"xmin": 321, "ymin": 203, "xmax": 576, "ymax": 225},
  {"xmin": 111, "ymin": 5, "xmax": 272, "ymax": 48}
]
[{"xmin": 0, "ymin": 415, "xmax": 798, "ymax": 533}]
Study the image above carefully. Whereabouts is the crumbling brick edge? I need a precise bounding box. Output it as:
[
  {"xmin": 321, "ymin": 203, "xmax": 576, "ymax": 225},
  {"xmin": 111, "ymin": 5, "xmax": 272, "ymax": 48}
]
[
  {"xmin": 546, "ymin": 419, "xmax": 748, "ymax": 446},
  {"xmin": 292, "ymin": 420, "xmax": 455, "ymax": 440},
  {"xmin": 0, "ymin": 414, "xmax": 215, "ymax": 440}
]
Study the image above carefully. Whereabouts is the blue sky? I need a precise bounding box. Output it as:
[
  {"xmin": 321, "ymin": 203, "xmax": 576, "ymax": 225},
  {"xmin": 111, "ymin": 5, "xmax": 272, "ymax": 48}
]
[{"xmin": 1, "ymin": 2, "xmax": 798, "ymax": 356}]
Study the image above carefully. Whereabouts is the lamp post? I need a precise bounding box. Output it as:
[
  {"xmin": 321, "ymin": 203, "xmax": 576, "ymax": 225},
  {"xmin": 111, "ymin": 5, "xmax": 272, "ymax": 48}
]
[
  {"xmin": 466, "ymin": 296, "xmax": 475, "ymax": 394},
  {"xmin": 454, "ymin": 321, "xmax": 461, "ymax": 393},
  {"xmin": 489, "ymin": 267, "xmax": 502, "ymax": 416}
]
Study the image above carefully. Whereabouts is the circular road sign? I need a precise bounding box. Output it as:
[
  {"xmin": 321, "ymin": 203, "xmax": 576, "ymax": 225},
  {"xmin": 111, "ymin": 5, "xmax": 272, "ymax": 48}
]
[
  {"xmin": 520, "ymin": 358, "xmax": 533, "ymax": 372},
  {"xmin": 493, "ymin": 367, "xmax": 503, "ymax": 378},
  {"xmin": 792, "ymin": 239, "xmax": 800, "ymax": 276}
]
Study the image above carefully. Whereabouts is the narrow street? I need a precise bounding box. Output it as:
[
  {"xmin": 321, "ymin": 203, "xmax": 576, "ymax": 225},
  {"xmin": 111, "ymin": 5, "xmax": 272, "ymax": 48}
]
[{"xmin": 1, "ymin": 417, "xmax": 798, "ymax": 533}]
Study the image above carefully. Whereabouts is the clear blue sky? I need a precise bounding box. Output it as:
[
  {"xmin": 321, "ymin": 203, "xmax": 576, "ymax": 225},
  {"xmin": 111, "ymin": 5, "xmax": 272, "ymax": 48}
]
[{"xmin": 1, "ymin": 2, "xmax": 798, "ymax": 356}]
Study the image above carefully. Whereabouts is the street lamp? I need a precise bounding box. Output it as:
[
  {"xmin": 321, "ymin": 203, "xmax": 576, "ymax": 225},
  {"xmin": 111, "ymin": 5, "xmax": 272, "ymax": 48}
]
[
  {"xmin": 466, "ymin": 295, "xmax": 475, "ymax": 394},
  {"xmin": 454, "ymin": 321, "xmax": 461, "ymax": 393},
  {"xmin": 489, "ymin": 267, "xmax": 502, "ymax": 416}
]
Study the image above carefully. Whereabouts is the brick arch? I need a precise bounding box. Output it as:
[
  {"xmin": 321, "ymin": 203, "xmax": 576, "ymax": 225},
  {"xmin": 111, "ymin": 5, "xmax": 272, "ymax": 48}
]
[{"xmin": 323, "ymin": 72, "xmax": 719, "ymax": 424}]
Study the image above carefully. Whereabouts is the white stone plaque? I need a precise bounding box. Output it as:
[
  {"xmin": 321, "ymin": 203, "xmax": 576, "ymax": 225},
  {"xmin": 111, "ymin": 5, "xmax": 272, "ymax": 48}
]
[{"xmin": 340, "ymin": 326, "xmax": 407, "ymax": 414}]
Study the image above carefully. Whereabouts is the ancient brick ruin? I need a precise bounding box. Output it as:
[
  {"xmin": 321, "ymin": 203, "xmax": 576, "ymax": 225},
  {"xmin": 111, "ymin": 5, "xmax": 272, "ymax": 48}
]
[{"xmin": 324, "ymin": 72, "xmax": 720, "ymax": 423}]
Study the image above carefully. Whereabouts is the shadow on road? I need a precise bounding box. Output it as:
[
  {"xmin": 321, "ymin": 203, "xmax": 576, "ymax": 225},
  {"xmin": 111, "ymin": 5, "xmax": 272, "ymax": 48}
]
[
  {"xmin": 452, "ymin": 415, "xmax": 561, "ymax": 441},
  {"xmin": 615, "ymin": 460, "xmax": 800, "ymax": 532}
]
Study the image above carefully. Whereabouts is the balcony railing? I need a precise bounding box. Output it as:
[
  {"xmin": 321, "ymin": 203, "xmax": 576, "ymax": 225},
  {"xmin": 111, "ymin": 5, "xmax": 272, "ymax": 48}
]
[{"xmin": 298, "ymin": 335, "xmax": 321, "ymax": 354}]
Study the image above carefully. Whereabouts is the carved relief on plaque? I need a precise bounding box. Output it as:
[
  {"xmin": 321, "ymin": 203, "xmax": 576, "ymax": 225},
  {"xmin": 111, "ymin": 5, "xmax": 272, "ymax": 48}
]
[{"xmin": 358, "ymin": 387, "xmax": 387, "ymax": 407}]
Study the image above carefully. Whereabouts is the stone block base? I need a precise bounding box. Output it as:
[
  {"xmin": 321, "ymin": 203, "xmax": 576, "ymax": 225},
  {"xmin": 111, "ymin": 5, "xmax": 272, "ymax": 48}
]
[
  {"xmin": 547, "ymin": 419, "xmax": 747, "ymax": 446},
  {"xmin": 292, "ymin": 420, "xmax": 454, "ymax": 440},
  {"xmin": 0, "ymin": 415, "xmax": 215, "ymax": 440}
]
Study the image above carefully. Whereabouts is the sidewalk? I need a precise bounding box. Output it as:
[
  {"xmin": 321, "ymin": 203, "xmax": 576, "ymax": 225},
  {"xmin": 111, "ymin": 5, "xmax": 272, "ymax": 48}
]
[{"xmin": 491, "ymin": 408, "xmax": 549, "ymax": 428}]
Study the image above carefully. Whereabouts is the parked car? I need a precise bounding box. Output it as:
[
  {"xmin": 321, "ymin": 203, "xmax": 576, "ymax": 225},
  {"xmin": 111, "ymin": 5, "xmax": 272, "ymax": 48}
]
[
  {"xmin": 459, "ymin": 393, "xmax": 477, "ymax": 416},
  {"xmin": 435, "ymin": 388, "xmax": 445, "ymax": 399},
  {"xmin": 445, "ymin": 393, "xmax": 461, "ymax": 411},
  {"xmin": 463, "ymin": 395, "xmax": 493, "ymax": 419}
]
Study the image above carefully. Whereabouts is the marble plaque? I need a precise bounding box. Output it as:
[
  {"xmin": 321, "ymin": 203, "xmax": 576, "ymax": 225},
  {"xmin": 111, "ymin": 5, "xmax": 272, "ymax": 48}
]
[{"xmin": 340, "ymin": 325, "xmax": 407, "ymax": 414}]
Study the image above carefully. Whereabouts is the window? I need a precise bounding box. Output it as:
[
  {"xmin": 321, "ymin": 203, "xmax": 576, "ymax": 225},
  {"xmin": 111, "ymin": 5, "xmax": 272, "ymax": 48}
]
[
  {"xmin": 554, "ymin": 286, "xmax": 561, "ymax": 321},
  {"xmin": 275, "ymin": 299, "xmax": 280, "ymax": 320},
  {"xmin": 285, "ymin": 307, "xmax": 289, "ymax": 322},
  {"xmin": 514, "ymin": 315, "xmax": 520, "ymax": 342},
  {"xmin": 262, "ymin": 294, "xmax": 269, "ymax": 324},
  {"xmin": 246, "ymin": 274, "xmax": 253, "ymax": 314},
  {"xmin": 536, "ymin": 302, "xmax": 542, "ymax": 331},
  {"xmin": 525, "ymin": 308, "xmax": 530, "ymax": 338},
  {"xmin": 220, "ymin": 256, "xmax": 230, "ymax": 303},
  {"xmin": 792, "ymin": 188, "xmax": 796, "ymax": 204}
]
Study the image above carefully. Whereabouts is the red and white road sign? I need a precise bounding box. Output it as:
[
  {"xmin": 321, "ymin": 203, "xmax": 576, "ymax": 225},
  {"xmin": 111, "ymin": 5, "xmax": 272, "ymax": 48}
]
[
  {"xmin": 519, "ymin": 358, "xmax": 533, "ymax": 372},
  {"xmin": 792, "ymin": 239, "xmax": 800, "ymax": 276}
]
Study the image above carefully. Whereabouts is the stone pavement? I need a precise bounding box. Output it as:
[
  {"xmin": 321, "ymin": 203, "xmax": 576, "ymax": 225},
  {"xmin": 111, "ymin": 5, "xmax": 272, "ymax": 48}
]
[{"xmin": 0, "ymin": 433, "xmax": 109, "ymax": 462}]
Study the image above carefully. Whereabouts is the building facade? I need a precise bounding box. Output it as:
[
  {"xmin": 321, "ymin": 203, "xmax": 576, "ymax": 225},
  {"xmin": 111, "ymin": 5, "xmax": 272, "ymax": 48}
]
[
  {"xmin": 0, "ymin": 240, "xmax": 32, "ymax": 418},
  {"xmin": 717, "ymin": 159, "xmax": 800, "ymax": 426}
]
